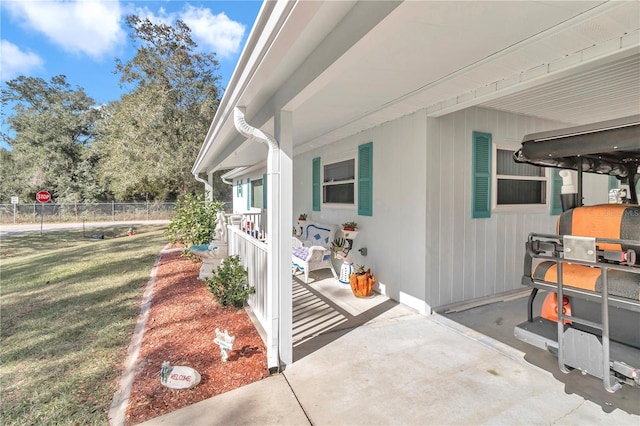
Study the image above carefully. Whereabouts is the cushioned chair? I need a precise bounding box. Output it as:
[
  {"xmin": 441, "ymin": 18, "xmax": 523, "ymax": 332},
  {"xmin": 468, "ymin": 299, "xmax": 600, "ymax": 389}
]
[{"xmin": 292, "ymin": 222, "xmax": 338, "ymax": 283}]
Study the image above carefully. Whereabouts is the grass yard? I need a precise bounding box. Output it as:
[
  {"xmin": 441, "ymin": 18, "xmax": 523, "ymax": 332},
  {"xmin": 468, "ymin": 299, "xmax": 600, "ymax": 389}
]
[{"xmin": 1, "ymin": 224, "xmax": 168, "ymax": 425}]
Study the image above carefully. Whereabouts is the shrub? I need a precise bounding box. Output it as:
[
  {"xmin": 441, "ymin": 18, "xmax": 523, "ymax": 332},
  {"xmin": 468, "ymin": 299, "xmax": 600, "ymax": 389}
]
[
  {"xmin": 165, "ymin": 193, "xmax": 225, "ymax": 247},
  {"xmin": 205, "ymin": 255, "xmax": 255, "ymax": 308}
]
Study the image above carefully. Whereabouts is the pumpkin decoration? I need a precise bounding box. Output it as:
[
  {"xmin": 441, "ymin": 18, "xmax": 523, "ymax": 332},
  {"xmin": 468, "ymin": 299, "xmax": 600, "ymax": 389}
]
[{"xmin": 349, "ymin": 264, "xmax": 376, "ymax": 298}]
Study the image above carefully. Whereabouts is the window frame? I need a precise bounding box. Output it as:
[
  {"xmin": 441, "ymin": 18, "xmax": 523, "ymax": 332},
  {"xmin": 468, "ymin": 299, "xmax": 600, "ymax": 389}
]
[
  {"xmin": 492, "ymin": 141, "xmax": 549, "ymax": 213},
  {"xmin": 321, "ymin": 152, "xmax": 358, "ymax": 210},
  {"xmin": 250, "ymin": 178, "xmax": 264, "ymax": 209}
]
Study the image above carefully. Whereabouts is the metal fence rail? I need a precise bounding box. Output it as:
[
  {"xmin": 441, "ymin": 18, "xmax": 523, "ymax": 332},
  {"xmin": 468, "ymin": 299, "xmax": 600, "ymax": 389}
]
[{"xmin": 0, "ymin": 202, "xmax": 177, "ymax": 224}]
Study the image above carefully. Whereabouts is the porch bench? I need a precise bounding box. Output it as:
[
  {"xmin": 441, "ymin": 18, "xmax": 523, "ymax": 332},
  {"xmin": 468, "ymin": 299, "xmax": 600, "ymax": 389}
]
[{"xmin": 292, "ymin": 221, "xmax": 338, "ymax": 283}]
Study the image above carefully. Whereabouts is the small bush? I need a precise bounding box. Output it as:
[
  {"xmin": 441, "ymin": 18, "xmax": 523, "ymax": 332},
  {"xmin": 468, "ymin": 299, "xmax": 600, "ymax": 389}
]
[
  {"xmin": 205, "ymin": 255, "xmax": 255, "ymax": 308},
  {"xmin": 165, "ymin": 193, "xmax": 225, "ymax": 247}
]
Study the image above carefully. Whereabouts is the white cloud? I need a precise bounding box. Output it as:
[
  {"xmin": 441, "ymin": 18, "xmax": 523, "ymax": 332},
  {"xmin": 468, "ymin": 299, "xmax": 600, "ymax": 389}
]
[
  {"xmin": 1, "ymin": 40, "xmax": 44, "ymax": 81},
  {"xmin": 132, "ymin": 5, "xmax": 175, "ymax": 26},
  {"xmin": 5, "ymin": 0, "xmax": 126, "ymax": 59},
  {"xmin": 180, "ymin": 5, "xmax": 245, "ymax": 59},
  {"xmin": 133, "ymin": 4, "xmax": 246, "ymax": 59}
]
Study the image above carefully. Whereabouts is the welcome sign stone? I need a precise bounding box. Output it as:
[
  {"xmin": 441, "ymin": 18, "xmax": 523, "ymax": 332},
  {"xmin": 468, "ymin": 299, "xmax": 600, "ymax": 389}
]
[{"xmin": 160, "ymin": 361, "xmax": 201, "ymax": 389}]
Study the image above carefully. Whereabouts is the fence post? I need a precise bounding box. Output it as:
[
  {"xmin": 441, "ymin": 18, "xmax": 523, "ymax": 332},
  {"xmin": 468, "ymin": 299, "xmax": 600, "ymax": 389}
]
[
  {"xmin": 112, "ymin": 201, "xmax": 115, "ymax": 220},
  {"xmin": 147, "ymin": 202, "xmax": 150, "ymax": 220},
  {"xmin": 34, "ymin": 202, "xmax": 37, "ymax": 222}
]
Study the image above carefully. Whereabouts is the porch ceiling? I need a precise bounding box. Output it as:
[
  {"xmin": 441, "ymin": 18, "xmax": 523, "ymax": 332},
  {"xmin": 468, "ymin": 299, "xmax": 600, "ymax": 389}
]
[{"xmin": 194, "ymin": 0, "xmax": 640, "ymax": 174}]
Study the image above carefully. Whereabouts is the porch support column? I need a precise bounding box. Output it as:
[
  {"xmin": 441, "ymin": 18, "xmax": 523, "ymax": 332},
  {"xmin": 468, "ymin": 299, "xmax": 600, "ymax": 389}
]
[
  {"xmin": 233, "ymin": 107, "xmax": 292, "ymax": 369},
  {"xmin": 274, "ymin": 110, "xmax": 293, "ymax": 366}
]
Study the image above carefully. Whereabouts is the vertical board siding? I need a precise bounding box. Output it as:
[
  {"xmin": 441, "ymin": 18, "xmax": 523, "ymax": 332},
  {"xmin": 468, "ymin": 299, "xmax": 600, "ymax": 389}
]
[
  {"xmin": 441, "ymin": 117, "xmax": 455, "ymax": 303},
  {"xmin": 426, "ymin": 107, "xmax": 563, "ymax": 308},
  {"xmin": 294, "ymin": 110, "xmax": 428, "ymax": 312},
  {"xmin": 293, "ymin": 106, "xmax": 565, "ymax": 311},
  {"xmin": 428, "ymin": 117, "xmax": 442, "ymax": 306}
]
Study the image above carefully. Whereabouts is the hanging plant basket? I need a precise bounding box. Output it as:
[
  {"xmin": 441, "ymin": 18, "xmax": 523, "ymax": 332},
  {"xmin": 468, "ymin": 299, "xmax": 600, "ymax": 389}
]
[{"xmin": 349, "ymin": 270, "xmax": 376, "ymax": 298}]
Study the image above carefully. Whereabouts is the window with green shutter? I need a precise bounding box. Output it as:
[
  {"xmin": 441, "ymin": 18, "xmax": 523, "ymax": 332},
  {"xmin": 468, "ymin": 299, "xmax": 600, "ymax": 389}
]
[
  {"xmin": 358, "ymin": 142, "xmax": 373, "ymax": 216},
  {"xmin": 246, "ymin": 178, "xmax": 251, "ymax": 210},
  {"xmin": 312, "ymin": 157, "xmax": 321, "ymax": 211},
  {"xmin": 472, "ymin": 131, "xmax": 492, "ymax": 218},
  {"xmin": 550, "ymin": 169, "xmax": 563, "ymax": 215},
  {"xmin": 250, "ymin": 178, "xmax": 263, "ymax": 209}
]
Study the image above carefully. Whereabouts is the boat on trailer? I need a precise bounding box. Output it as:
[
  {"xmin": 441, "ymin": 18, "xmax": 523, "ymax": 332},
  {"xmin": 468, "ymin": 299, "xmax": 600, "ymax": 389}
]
[{"xmin": 512, "ymin": 115, "xmax": 640, "ymax": 392}]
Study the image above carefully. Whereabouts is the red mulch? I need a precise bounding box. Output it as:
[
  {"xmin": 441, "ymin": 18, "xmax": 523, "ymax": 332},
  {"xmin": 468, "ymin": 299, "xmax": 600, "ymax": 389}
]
[{"xmin": 125, "ymin": 250, "xmax": 268, "ymax": 425}]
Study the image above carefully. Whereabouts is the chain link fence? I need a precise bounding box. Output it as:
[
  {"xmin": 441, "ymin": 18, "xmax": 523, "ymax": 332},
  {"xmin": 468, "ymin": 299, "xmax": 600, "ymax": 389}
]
[{"xmin": 0, "ymin": 202, "xmax": 178, "ymax": 224}]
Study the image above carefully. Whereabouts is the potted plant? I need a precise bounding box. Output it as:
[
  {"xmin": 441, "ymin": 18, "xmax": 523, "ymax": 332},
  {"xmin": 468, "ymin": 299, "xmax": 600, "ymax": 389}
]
[
  {"xmin": 341, "ymin": 221, "xmax": 359, "ymax": 240},
  {"xmin": 349, "ymin": 264, "xmax": 376, "ymax": 297},
  {"xmin": 331, "ymin": 237, "xmax": 346, "ymax": 258},
  {"xmin": 298, "ymin": 213, "xmax": 308, "ymax": 221},
  {"xmin": 341, "ymin": 221, "xmax": 358, "ymax": 231}
]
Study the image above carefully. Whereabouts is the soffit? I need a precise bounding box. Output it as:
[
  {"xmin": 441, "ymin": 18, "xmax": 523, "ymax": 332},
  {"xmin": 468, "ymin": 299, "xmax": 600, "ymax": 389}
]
[{"xmin": 208, "ymin": 0, "xmax": 640, "ymax": 171}]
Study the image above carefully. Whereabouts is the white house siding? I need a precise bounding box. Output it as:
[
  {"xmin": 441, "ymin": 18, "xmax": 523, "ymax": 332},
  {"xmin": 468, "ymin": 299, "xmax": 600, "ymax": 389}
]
[
  {"xmin": 425, "ymin": 106, "xmax": 574, "ymax": 309},
  {"xmin": 234, "ymin": 106, "xmax": 612, "ymax": 313},
  {"xmin": 293, "ymin": 110, "xmax": 430, "ymax": 314},
  {"xmin": 232, "ymin": 170, "xmax": 267, "ymax": 214}
]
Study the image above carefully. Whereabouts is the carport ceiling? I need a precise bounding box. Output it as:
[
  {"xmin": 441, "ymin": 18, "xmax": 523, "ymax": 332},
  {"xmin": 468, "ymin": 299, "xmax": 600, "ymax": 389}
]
[
  {"xmin": 287, "ymin": 1, "xmax": 640, "ymax": 152},
  {"xmin": 205, "ymin": 0, "xmax": 640, "ymax": 172}
]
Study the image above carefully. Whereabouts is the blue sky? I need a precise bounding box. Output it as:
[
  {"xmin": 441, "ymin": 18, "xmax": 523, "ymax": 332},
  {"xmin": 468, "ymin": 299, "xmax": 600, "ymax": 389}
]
[{"xmin": 1, "ymin": 0, "xmax": 263, "ymax": 147}]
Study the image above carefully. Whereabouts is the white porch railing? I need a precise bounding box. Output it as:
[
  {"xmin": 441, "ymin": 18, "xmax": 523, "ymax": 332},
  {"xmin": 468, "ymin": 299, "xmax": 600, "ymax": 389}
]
[
  {"xmin": 227, "ymin": 225, "xmax": 269, "ymax": 334},
  {"xmin": 228, "ymin": 211, "xmax": 267, "ymax": 240}
]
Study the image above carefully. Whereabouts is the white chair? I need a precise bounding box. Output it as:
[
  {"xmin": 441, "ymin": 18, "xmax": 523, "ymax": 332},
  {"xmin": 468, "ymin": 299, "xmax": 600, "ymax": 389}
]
[{"xmin": 291, "ymin": 221, "xmax": 338, "ymax": 283}]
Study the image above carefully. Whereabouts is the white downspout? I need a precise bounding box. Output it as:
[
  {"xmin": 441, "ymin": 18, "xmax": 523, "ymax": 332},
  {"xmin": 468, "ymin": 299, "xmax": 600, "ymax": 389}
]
[
  {"xmin": 193, "ymin": 173, "xmax": 213, "ymax": 201},
  {"xmin": 233, "ymin": 107, "xmax": 282, "ymax": 370}
]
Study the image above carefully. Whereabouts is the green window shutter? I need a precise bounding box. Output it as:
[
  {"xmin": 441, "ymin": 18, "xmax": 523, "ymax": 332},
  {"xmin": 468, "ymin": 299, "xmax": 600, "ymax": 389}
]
[
  {"xmin": 263, "ymin": 174, "xmax": 267, "ymax": 209},
  {"xmin": 550, "ymin": 168, "xmax": 563, "ymax": 216},
  {"xmin": 472, "ymin": 131, "xmax": 492, "ymax": 219},
  {"xmin": 312, "ymin": 157, "xmax": 321, "ymax": 211},
  {"xmin": 246, "ymin": 179, "xmax": 251, "ymax": 210},
  {"xmin": 608, "ymin": 176, "xmax": 618, "ymax": 191},
  {"xmin": 236, "ymin": 179, "xmax": 242, "ymax": 197},
  {"xmin": 358, "ymin": 142, "xmax": 373, "ymax": 216}
]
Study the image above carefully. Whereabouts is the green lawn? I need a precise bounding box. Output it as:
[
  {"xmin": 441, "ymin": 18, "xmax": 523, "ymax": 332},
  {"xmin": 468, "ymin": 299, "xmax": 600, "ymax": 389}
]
[{"xmin": 1, "ymin": 225, "xmax": 168, "ymax": 425}]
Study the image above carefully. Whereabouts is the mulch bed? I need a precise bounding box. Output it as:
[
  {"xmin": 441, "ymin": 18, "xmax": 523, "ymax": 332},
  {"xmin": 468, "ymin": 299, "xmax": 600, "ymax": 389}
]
[{"xmin": 124, "ymin": 250, "xmax": 268, "ymax": 425}]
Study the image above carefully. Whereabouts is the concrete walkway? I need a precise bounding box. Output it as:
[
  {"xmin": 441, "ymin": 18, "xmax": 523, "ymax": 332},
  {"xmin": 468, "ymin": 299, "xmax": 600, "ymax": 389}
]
[{"xmin": 139, "ymin": 302, "xmax": 639, "ymax": 425}]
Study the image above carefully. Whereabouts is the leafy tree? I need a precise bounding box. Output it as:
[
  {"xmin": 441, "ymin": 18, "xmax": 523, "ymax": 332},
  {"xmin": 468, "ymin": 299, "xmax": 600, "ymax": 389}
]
[
  {"xmin": 0, "ymin": 149, "xmax": 19, "ymax": 202},
  {"xmin": 95, "ymin": 16, "xmax": 223, "ymax": 201},
  {"xmin": 1, "ymin": 75, "xmax": 104, "ymax": 202},
  {"xmin": 165, "ymin": 192, "xmax": 226, "ymax": 247}
]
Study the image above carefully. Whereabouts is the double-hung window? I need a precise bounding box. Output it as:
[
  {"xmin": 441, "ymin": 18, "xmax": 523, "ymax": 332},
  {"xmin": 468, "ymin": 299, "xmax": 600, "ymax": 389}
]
[
  {"xmin": 495, "ymin": 147, "xmax": 547, "ymax": 206},
  {"xmin": 472, "ymin": 131, "xmax": 548, "ymax": 218},
  {"xmin": 251, "ymin": 178, "xmax": 264, "ymax": 209},
  {"xmin": 323, "ymin": 158, "xmax": 355, "ymax": 205},
  {"xmin": 312, "ymin": 142, "xmax": 373, "ymax": 215}
]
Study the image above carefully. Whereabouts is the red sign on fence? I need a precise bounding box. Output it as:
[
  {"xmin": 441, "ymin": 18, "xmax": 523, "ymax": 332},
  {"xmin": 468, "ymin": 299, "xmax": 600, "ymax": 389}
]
[{"xmin": 36, "ymin": 191, "xmax": 51, "ymax": 203}]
